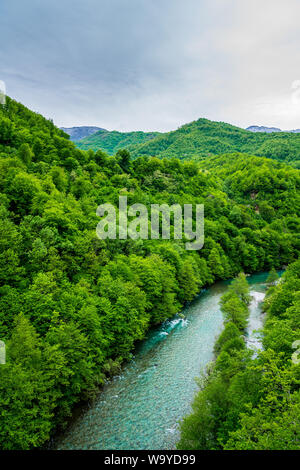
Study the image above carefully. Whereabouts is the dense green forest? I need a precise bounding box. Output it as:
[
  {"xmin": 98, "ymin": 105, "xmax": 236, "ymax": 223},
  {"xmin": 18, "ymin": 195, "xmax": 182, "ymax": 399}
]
[
  {"xmin": 75, "ymin": 128, "xmax": 160, "ymax": 154},
  {"xmin": 0, "ymin": 97, "xmax": 299, "ymax": 449},
  {"xmin": 127, "ymin": 119, "xmax": 300, "ymax": 167},
  {"xmin": 177, "ymin": 261, "xmax": 300, "ymax": 450}
]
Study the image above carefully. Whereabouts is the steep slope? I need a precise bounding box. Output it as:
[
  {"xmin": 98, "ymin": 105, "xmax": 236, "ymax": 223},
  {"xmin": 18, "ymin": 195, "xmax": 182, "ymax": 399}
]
[{"xmin": 75, "ymin": 128, "xmax": 160, "ymax": 154}]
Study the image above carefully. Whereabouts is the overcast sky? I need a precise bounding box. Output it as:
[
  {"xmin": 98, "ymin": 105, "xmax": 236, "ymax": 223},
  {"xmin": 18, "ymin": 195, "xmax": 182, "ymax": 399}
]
[{"xmin": 1, "ymin": 0, "xmax": 300, "ymax": 131}]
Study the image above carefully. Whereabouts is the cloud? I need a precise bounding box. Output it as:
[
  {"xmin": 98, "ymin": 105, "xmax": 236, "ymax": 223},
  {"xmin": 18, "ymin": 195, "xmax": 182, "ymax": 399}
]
[
  {"xmin": 0, "ymin": 0, "xmax": 300, "ymax": 130},
  {"xmin": 215, "ymin": 0, "xmax": 300, "ymax": 129}
]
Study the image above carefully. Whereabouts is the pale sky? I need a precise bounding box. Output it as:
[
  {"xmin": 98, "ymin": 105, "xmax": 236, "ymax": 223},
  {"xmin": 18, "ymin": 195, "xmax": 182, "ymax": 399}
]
[{"xmin": 1, "ymin": 0, "xmax": 300, "ymax": 131}]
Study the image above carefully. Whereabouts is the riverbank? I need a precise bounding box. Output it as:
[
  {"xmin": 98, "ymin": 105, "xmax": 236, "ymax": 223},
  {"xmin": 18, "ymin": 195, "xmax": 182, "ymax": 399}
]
[
  {"xmin": 53, "ymin": 272, "xmax": 272, "ymax": 450},
  {"xmin": 177, "ymin": 270, "xmax": 291, "ymax": 450}
]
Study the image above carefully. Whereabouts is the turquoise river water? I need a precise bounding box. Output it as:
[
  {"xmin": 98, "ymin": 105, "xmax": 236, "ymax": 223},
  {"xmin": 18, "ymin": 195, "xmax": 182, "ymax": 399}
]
[{"xmin": 55, "ymin": 272, "xmax": 273, "ymax": 450}]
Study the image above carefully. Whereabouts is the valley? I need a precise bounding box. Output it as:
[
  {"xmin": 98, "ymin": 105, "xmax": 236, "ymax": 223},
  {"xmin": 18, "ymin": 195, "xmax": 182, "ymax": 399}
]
[{"xmin": 0, "ymin": 97, "xmax": 299, "ymax": 450}]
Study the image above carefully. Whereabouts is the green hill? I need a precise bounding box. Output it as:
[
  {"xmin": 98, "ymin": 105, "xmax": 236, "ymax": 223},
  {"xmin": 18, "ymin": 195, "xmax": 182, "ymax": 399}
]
[
  {"xmin": 76, "ymin": 128, "xmax": 160, "ymax": 154},
  {"xmin": 74, "ymin": 117, "xmax": 300, "ymax": 167},
  {"xmin": 128, "ymin": 118, "xmax": 300, "ymax": 167}
]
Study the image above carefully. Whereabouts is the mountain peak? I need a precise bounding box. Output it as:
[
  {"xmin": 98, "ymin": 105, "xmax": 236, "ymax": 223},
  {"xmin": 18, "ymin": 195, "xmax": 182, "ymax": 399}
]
[
  {"xmin": 246, "ymin": 125, "xmax": 300, "ymax": 133},
  {"xmin": 246, "ymin": 125, "xmax": 282, "ymax": 133},
  {"xmin": 60, "ymin": 126, "xmax": 105, "ymax": 141}
]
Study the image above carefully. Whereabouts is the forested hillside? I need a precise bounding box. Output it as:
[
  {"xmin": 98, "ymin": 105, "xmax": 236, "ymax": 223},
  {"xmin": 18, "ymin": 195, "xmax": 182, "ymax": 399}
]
[
  {"xmin": 128, "ymin": 118, "xmax": 300, "ymax": 167},
  {"xmin": 0, "ymin": 97, "xmax": 299, "ymax": 449},
  {"xmin": 199, "ymin": 153, "xmax": 300, "ymax": 218},
  {"xmin": 75, "ymin": 128, "xmax": 160, "ymax": 154},
  {"xmin": 178, "ymin": 261, "xmax": 300, "ymax": 450}
]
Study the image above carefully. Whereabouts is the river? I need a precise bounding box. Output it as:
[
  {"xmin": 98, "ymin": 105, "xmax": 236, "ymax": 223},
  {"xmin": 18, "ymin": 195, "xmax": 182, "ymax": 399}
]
[{"xmin": 54, "ymin": 272, "xmax": 274, "ymax": 450}]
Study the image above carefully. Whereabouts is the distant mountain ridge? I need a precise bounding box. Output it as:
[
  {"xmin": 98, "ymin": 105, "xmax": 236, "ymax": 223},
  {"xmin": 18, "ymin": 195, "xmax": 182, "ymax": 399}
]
[
  {"xmin": 247, "ymin": 125, "xmax": 300, "ymax": 133},
  {"xmin": 60, "ymin": 126, "xmax": 104, "ymax": 141},
  {"xmin": 69, "ymin": 118, "xmax": 300, "ymax": 167}
]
